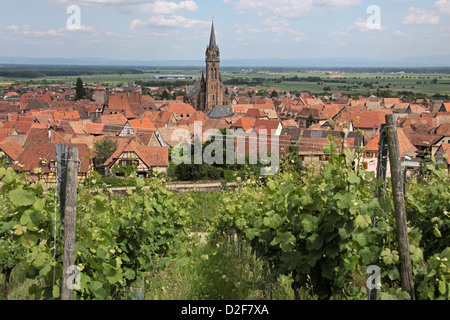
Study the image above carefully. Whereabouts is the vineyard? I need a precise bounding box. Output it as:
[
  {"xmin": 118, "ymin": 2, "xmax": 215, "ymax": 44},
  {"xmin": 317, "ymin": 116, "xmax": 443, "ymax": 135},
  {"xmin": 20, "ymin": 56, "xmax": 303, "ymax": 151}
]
[{"xmin": 0, "ymin": 140, "xmax": 449, "ymax": 300}]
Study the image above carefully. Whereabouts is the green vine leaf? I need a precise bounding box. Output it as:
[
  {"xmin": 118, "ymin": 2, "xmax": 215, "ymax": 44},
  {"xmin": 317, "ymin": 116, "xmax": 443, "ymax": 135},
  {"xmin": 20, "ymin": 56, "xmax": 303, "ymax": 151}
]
[{"xmin": 9, "ymin": 188, "xmax": 36, "ymax": 208}]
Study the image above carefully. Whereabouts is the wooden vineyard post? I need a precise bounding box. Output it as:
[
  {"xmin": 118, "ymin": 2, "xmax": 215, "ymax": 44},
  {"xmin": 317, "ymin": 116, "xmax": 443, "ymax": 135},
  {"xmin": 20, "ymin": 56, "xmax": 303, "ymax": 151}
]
[
  {"xmin": 61, "ymin": 146, "xmax": 79, "ymax": 300},
  {"xmin": 56, "ymin": 144, "xmax": 68, "ymax": 222},
  {"xmin": 385, "ymin": 114, "xmax": 415, "ymax": 300},
  {"xmin": 368, "ymin": 123, "xmax": 388, "ymax": 300}
]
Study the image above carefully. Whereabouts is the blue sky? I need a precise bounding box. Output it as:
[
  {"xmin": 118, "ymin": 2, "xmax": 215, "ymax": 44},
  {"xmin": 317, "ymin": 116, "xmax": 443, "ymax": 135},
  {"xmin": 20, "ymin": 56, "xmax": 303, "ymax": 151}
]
[{"xmin": 1, "ymin": 0, "xmax": 450, "ymax": 62}]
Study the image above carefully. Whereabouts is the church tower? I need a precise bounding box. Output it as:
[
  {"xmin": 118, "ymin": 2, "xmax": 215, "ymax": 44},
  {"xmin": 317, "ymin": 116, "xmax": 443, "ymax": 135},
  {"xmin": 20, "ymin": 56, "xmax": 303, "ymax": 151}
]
[
  {"xmin": 205, "ymin": 21, "xmax": 224, "ymax": 109},
  {"xmin": 185, "ymin": 21, "xmax": 229, "ymax": 111}
]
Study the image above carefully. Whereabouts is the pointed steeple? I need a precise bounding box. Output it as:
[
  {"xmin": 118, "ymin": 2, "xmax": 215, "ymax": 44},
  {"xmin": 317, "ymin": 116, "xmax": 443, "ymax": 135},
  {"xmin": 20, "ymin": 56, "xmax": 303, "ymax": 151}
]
[{"xmin": 208, "ymin": 20, "xmax": 217, "ymax": 50}]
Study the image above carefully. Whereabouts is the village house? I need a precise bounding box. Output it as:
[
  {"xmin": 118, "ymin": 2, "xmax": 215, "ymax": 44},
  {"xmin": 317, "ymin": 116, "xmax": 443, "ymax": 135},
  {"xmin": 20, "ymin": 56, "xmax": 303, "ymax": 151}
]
[
  {"xmin": 363, "ymin": 127, "xmax": 417, "ymax": 175},
  {"xmin": 161, "ymin": 102, "xmax": 197, "ymax": 121},
  {"xmin": 406, "ymin": 133, "xmax": 446, "ymax": 159},
  {"xmin": 295, "ymin": 130, "xmax": 363, "ymax": 165},
  {"xmin": 11, "ymin": 143, "xmax": 93, "ymax": 186},
  {"xmin": 0, "ymin": 140, "xmax": 23, "ymax": 165},
  {"xmin": 103, "ymin": 138, "xmax": 169, "ymax": 178}
]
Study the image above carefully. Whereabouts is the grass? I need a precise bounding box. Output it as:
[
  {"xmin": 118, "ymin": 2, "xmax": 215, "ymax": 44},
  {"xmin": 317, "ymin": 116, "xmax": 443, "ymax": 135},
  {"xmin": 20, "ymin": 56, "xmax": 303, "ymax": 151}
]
[
  {"xmin": 0, "ymin": 262, "xmax": 39, "ymax": 300},
  {"xmin": 1, "ymin": 191, "xmax": 295, "ymax": 301},
  {"xmin": 144, "ymin": 236, "xmax": 294, "ymax": 300},
  {"xmin": 143, "ymin": 191, "xmax": 294, "ymax": 300}
]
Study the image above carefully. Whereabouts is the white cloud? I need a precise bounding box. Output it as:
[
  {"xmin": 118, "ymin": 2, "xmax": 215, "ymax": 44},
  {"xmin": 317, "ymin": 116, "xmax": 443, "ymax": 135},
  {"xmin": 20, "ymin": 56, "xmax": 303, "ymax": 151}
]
[
  {"xmin": 135, "ymin": 0, "xmax": 198, "ymax": 14},
  {"xmin": 434, "ymin": 0, "xmax": 450, "ymax": 15},
  {"xmin": 225, "ymin": 0, "xmax": 361, "ymax": 18},
  {"xmin": 6, "ymin": 25, "xmax": 21, "ymax": 31},
  {"xmin": 329, "ymin": 30, "xmax": 350, "ymax": 37},
  {"xmin": 5, "ymin": 24, "xmax": 98, "ymax": 37},
  {"xmin": 347, "ymin": 17, "xmax": 387, "ymax": 32},
  {"xmin": 393, "ymin": 30, "xmax": 409, "ymax": 37},
  {"xmin": 403, "ymin": 7, "xmax": 440, "ymax": 25},
  {"xmin": 394, "ymin": 30, "xmax": 410, "ymax": 37},
  {"xmin": 43, "ymin": 0, "xmax": 198, "ymax": 14},
  {"xmin": 261, "ymin": 16, "xmax": 306, "ymax": 40},
  {"xmin": 234, "ymin": 23, "xmax": 261, "ymax": 34},
  {"xmin": 130, "ymin": 15, "xmax": 208, "ymax": 30}
]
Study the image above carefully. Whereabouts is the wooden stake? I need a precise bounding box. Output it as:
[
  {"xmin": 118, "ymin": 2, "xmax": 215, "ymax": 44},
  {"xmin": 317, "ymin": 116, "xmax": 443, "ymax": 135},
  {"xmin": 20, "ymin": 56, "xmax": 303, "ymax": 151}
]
[
  {"xmin": 61, "ymin": 146, "xmax": 79, "ymax": 300},
  {"xmin": 385, "ymin": 114, "xmax": 415, "ymax": 300}
]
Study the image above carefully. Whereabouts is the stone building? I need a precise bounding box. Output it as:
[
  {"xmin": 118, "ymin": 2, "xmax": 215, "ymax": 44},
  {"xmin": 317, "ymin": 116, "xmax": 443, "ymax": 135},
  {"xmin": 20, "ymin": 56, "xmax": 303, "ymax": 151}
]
[{"xmin": 185, "ymin": 21, "xmax": 230, "ymax": 112}]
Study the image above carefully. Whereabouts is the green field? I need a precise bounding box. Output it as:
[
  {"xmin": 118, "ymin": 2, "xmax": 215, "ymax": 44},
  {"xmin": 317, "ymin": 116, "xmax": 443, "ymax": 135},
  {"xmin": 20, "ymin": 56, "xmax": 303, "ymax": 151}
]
[
  {"xmin": 221, "ymin": 70, "xmax": 450, "ymax": 98},
  {"xmin": 1, "ymin": 66, "xmax": 450, "ymax": 99}
]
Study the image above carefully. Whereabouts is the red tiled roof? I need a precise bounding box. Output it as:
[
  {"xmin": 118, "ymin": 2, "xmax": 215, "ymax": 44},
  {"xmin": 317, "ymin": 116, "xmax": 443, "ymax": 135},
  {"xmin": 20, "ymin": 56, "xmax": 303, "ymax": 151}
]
[
  {"xmin": 231, "ymin": 117, "xmax": 256, "ymax": 132},
  {"xmin": 95, "ymin": 114, "xmax": 128, "ymax": 126},
  {"xmin": 365, "ymin": 127, "xmax": 416, "ymax": 156},
  {"xmin": 0, "ymin": 140, "xmax": 23, "ymax": 161},
  {"xmin": 12, "ymin": 143, "xmax": 92, "ymax": 173},
  {"xmin": 128, "ymin": 118, "xmax": 156, "ymax": 133},
  {"xmin": 104, "ymin": 139, "xmax": 168, "ymax": 168},
  {"xmin": 254, "ymin": 119, "xmax": 280, "ymax": 134},
  {"xmin": 298, "ymin": 107, "xmax": 322, "ymax": 119},
  {"xmin": 165, "ymin": 102, "xmax": 196, "ymax": 115},
  {"xmin": 443, "ymin": 103, "xmax": 450, "ymax": 112},
  {"xmin": 185, "ymin": 111, "xmax": 207, "ymax": 125},
  {"xmin": 341, "ymin": 110, "xmax": 385, "ymax": 128},
  {"xmin": 2, "ymin": 118, "xmax": 35, "ymax": 134},
  {"xmin": 0, "ymin": 127, "xmax": 17, "ymax": 142},
  {"xmin": 246, "ymin": 108, "xmax": 266, "ymax": 119},
  {"xmin": 281, "ymin": 119, "xmax": 299, "ymax": 128},
  {"xmin": 407, "ymin": 133, "xmax": 444, "ymax": 147},
  {"xmin": 104, "ymin": 94, "xmax": 136, "ymax": 118},
  {"xmin": 407, "ymin": 104, "xmax": 427, "ymax": 114},
  {"xmin": 138, "ymin": 146, "xmax": 169, "ymax": 167},
  {"xmin": 322, "ymin": 104, "xmax": 345, "ymax": 119},
  {"xmin": 401, "ymin": 117, "xmax": 438, "ymax": 128},
  {"xmin": 432, "ymin": 123, "xmax": 450, "ymax": 135},
  {"xmin": 85, "ymin": 122, "xmax": 105, "ymax": 135},
  {"xmin": 23, "ymin": 128, "xmax": 69, "ymax": 146},
  {"xmin": 383, "ymin": 98, "xmax": 400, "ymax": 107}
]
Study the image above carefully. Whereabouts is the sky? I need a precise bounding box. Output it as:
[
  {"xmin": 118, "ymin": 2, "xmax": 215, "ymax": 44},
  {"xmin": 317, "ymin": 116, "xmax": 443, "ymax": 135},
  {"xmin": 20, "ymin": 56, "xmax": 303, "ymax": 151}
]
[{"xmin": 1, "ymin": 0, "xmax": 450, "ymax": 63}]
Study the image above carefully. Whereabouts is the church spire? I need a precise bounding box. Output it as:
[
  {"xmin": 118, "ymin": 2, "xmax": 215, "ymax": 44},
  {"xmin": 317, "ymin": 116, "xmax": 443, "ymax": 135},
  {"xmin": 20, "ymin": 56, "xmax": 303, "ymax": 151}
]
[{"xmin": 208, "ymin": 20, "xmax": 217, "ymax": 50}]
